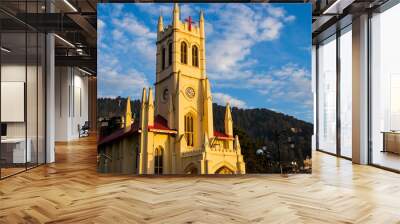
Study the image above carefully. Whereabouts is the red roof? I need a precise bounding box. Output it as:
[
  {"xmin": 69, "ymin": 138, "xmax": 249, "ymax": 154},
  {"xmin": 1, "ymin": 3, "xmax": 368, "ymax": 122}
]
[
  {"xmin": 98, "ymin": 124, "xmax": 139, "ymax": 147},
  {"xmin": 214, "ymin": 131, "xmax": 234, "ymax": 140},
  {"xmin": 98, "ymin": 115, "xmax": 176, "ymax": 147},
  {"xmin": 148, "ymin": 115, "xmax": 174, "ymax": 132}
]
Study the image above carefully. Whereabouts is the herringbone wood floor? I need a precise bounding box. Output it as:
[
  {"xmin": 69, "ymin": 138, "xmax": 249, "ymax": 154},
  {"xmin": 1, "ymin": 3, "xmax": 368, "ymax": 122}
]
[{"xmin": 1, "ymin": 136, "xmax": 400, "ymax": 224}]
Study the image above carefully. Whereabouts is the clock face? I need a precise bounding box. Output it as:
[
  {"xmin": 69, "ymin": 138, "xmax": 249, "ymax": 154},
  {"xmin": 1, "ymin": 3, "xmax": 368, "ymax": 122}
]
[
  {"xmin": 185, "ymin": 87, "xmax": 195, "ymax": 98},
  {"xmin": 162, "ymin": 88, "xmax": 169, "ymax": 102}
]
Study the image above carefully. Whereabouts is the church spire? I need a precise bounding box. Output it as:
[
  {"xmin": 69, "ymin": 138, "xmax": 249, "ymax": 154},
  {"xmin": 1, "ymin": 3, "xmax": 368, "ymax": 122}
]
[
  {"xmin": 173, "ymin": 3, "xmax": 180, "ymax": 28},
  {"xmin": 234, "ymin": 135, "xmax": 241, "ymax": 155},
  {"xmin": 157, "ymin": 14, "xmax": 164, "ymax": 33},
  {"xmin": 224, "ymin": 103, "xmax": 233, "ymax": 137},
  {"xmin": 147, "ymin": 88, "xmax": 154, "ymax": 126},
  {"xmin": 203, "ymin": 78, "xmax": 214, "ymax": 138},
  {"xmin": 139, "ymin": 88, "xmax": 147, "ymax": 131},
  {"xmin": 125, "ymin": 96, "xmax": 132, "ymax": 128},
  {"xmin": 199, "ymin": 10, "xmax": 206, "ymax": 77},
  {"xmin": 199, "ymin": 10, "xmax": 204, "ymax": 38},
  {"xmin": 168, "ymin": 93, "xmax": 174, "ymax": 129},
  {"xmin": 225, "ymin": 102, "xmax": 234, "ymax": 149}
]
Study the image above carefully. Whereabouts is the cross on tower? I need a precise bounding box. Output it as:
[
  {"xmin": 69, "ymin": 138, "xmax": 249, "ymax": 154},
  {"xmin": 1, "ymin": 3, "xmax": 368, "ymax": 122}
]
[{"xmin": 185, "ymin": 16, "xmax": 195, "ymax": 31}]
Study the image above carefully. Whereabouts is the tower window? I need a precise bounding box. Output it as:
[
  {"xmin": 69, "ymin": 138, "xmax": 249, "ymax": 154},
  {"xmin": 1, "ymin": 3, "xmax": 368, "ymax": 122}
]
[
  {"xmin": 192, "ymin": 46, "xmax": 199, "ymax": 67},
  {"xmin": 168, "ymin": 42, "xmax": 173, "ymax": 66},
  {"xmin": 184, "ymin": 113, "xmax": 194, "ymax": 147},
  {"xmin": 162, "ymin": 47, "xmax": 166, "ymax": 70},
  {"xmin": 181, "ymin": 42, "xmax": 187, "ymax": 64},
  {"xmin": 154, "ymin": 147, "xmax": 163, "ymax": 175}
]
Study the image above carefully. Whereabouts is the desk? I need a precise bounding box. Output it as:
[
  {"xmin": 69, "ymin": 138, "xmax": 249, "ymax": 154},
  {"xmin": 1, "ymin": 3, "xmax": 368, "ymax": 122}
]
[
  {"xmin": 1, "ymin": 138, "xmax": 31, "ymax": 164},
  {"xmin": 382, "ymin": 131, "xmax": 400, "ymax": 154}
]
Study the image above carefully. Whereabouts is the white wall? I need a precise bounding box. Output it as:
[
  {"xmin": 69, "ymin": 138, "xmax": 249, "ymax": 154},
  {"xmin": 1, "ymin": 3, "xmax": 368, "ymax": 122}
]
[
  {"xmin": 1, "ymin": 65, "xmax": 40, "ymax": 138},
  {"xmin": 55, "ymin": 67, "xmax": 89, "ymax": 141},
  {"xmin": 1, "ymin": 63, "xmax": 46, "ymax": 164}
]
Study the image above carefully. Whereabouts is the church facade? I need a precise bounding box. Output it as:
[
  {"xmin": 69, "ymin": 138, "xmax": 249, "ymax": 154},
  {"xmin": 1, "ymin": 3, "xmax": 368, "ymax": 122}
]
[{"xmin": 98, "ymin": 4, "xmax": 246, "ymax": 175}]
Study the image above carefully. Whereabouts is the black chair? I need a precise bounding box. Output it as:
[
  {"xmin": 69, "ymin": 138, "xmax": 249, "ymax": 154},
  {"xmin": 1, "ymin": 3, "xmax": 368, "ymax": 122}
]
[{"xmin": 79, "ymin": 121, "xmax": 90, "ymax": 138}]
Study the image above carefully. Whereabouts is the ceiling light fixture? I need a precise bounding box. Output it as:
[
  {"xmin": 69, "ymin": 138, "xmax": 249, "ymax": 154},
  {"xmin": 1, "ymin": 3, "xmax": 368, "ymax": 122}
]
[
  {"xmin": 63, "ymin": 0, "xmax": 78, "ymax": 12},
  {"xmin": 54, "ymin": 34, "xmax": 75, "ymax": 48},
  {"xmin": 323, "ymin": 0, "xmax": 342, "ymax": 15},
  {"xmin": 322, "ymin": 0, "xmax": 354, "ymax": 15},
  {"xmin": 78, "ymin": 67, "xmax": 93, "ymax": 76},
  {"xmin": 1, "ymin": 47, "xmax": 11, "ymax": 53}
]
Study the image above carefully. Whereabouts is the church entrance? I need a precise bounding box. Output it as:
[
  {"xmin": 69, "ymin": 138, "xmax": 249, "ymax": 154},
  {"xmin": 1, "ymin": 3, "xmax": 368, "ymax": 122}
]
[
  {"xmin": 184, "ymin": 163, "xmax": 198, "ymax": 175},
  {"xmin": 215, "ymin": 166, "xmax": 234, "ymax": 174}
]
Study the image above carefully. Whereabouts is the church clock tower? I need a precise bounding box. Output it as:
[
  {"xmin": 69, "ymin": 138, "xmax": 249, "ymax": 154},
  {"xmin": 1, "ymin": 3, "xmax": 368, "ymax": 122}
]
[
  {"xmin": 137, "ymin": 4, "xmax": 246, "ymax": 175},
  {"xmin": 154, "ymin": 3, "xmax": 214, "ymax": 151}
]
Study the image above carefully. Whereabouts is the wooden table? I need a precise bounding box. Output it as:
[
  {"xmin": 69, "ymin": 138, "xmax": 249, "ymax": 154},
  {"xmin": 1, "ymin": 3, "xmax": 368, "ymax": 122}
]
[
  {"xmin": 382, "ymin": 131, "xmax": 400, "ymax": 154},
  {"xmin": 1, "ymin": 138, "xmax": 31, "ymax": 165}
]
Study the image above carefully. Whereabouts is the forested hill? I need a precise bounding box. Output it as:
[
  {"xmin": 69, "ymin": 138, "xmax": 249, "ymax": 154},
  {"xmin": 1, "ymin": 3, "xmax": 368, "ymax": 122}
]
[
  {"xmin": 213, "ymin": 104, "xmax": 313, "ymax": 143},
  {"xmin": 97, "ymin": 97, "xmax": 312, "ymax": 140},
  {"xmin": 98, "ymin": 97, "xmax": 313, "ymax": 173}
]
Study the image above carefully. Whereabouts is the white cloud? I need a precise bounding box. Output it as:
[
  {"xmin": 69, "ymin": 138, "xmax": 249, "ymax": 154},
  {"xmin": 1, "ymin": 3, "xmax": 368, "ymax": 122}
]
[
  {"xmin": 180, "ymin": 4, "xmax": 196, "ymax": 20},
  {"xmin": 112, "ymin": 29, "xmax": 123, "ymax": 40},
  {"xmin": 284, "ymin": 15, "xmax": 296, "ymax": 22},
  {"xmin": 266, "ymin": 4, "xmax": 296, "ymax": 22},
  {"xmin": 211, "ymin": 64, "xmax": 312, "ymax": 112},
  {"xmin": 98, "ymin": 4, "xmax": 309, "ymax": 119},
  {"xmin": 258, "ymin": 17, "xmax": 283, "ymax": 41},
  {"xmin": 205, "ymin": 4, "xmax": 295, "ymax": 79},
  {"xmin": 213, "ymin": 93, "xmax": 248, "ymax": 108},
  {"xmin": 137, "ymin": 3, "xmax": 173, "ymax": 17},
  {"xmin": 98, "ymin": 63, "xmax": 149, "ymax": 98},
  {"xmin": 110, "ymin": 14, "xmax": 156, "ymax": 63},
  {"xmin": 97, "ymin": 47, "xmax": 150, "ymax": 98},
  {"xmin": 98, "ymin": 19, "xmax": 105, "ymax": 30},
  {"xmin": 250, "ymin": 64, "xmax": 312, "ymax": 107},
  {"xmin": 112, "ymin": 15, "xmax": 156, "ymax": 40},
  {"xmin": 267, "ymin": 5, "xmax": 285, "ymax": 18},
  {"xmin": 97, "ymin": 19, "xmax": 105, "ymax": 45}
]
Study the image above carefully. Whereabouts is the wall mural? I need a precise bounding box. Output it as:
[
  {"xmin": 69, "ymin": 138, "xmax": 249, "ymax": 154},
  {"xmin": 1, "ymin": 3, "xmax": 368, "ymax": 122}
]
[{"xmin": 97, "ymin": 3, "xmax": 312, "ymax": 174}]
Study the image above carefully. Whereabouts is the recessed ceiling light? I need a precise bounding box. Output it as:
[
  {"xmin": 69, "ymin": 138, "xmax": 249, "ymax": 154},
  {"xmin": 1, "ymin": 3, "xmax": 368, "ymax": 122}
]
[
  {"xmin": 78, "ymin": 67, "xmax": 93, "ymax": 76},
  {"xmin": 54, "ymin": 34, "xmax": 75, "ymax": 48},
  {"xmin": 63, "ymin": 0, "xmax": 78, "ymax": 12},
  {"xmin": 1, "ymin": 47, "xmax": 11, "ymax": 53}
]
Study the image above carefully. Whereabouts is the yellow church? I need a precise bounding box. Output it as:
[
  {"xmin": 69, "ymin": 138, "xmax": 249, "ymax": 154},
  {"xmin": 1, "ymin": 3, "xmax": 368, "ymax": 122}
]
[{"xmin": 98, "ymin": 4, "xmax": 246, "ymax": 175}]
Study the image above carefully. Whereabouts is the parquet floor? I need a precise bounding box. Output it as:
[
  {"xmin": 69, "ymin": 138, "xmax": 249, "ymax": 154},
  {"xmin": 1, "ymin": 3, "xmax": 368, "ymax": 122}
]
[{"xmin": 1, "ymin": 136, "xmax": 400, "ymax": 224}]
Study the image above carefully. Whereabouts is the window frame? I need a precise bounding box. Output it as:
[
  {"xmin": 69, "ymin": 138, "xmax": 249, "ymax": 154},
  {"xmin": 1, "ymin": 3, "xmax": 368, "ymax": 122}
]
[
  {"xmin": 184, "ymin": 113, "xmax": 194, "ymax": 147},
  {"xmin": 168, "ymin": 42, "xmax": 173, "ymax": 66},
  {"xmin": 192, "ymin": 45, "xmax": 198, "ymax": 67},
  {"xmin": 161, "ymin": 46, "xmax": 166, "ymax": 70},
  {"xmin": 154, "ymin": 148, "xmax": 163, "ymax": 175},
  {"xmin": 181, "ymin": 42, "xmax": 187, "ymax": 64}
]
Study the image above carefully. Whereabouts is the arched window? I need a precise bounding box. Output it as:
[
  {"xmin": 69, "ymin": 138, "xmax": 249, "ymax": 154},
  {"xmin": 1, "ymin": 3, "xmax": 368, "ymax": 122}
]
[
  {"xmin": 168, "ymin": 42, "xmax": 173, "ymax": 66},
  {"xmin": 161, "ymin": 47, "xmax": 166, "ymax": 70},
  {"xmin": 192, "ymin": 45, "xmax": 198, "ymax": 67},
  {"xmin": 181, "ymin": 42, "xmax": 187, "ymax": 64},
  {"xmin": 184, "ymin": 113, "xmax": 194, "ymax": 147},
  {"xmin": 154, "ymin": 148, "xmax": 163, "ymax": 175},
  {"xmin": 215, "ymin": 166, "xmax": 234, "ymax": 174}
]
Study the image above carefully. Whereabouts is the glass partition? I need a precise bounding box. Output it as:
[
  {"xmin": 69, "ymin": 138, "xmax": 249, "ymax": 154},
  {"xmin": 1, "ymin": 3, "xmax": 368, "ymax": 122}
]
[
  {"xmin": 371, "ymin": 3, "xmax": 400, "ymax": 171},
  {"xmin": 0, "ymin": 1, "xmax": 46, "ymax": 179},
  {"xmin": 1, "ymin": 31, "xmax": 28, "ymax": 177},
  {"xmin": 317, "ymin": 35, "xmax": 337, "ymax": 154},
  {"xmin": 27, "ymin": 31, "xmax": 38, "ymax": 169},
  {"xmin": 38, "ymin": 32, "xmax": 45, "ymax": 165}
]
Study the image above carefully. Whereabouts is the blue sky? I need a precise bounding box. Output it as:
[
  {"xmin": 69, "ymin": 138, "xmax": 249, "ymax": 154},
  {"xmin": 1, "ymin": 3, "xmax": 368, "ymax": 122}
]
[{"xmin": 98, "ymin": 3, "xmax": 312, "ymax": 122}]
